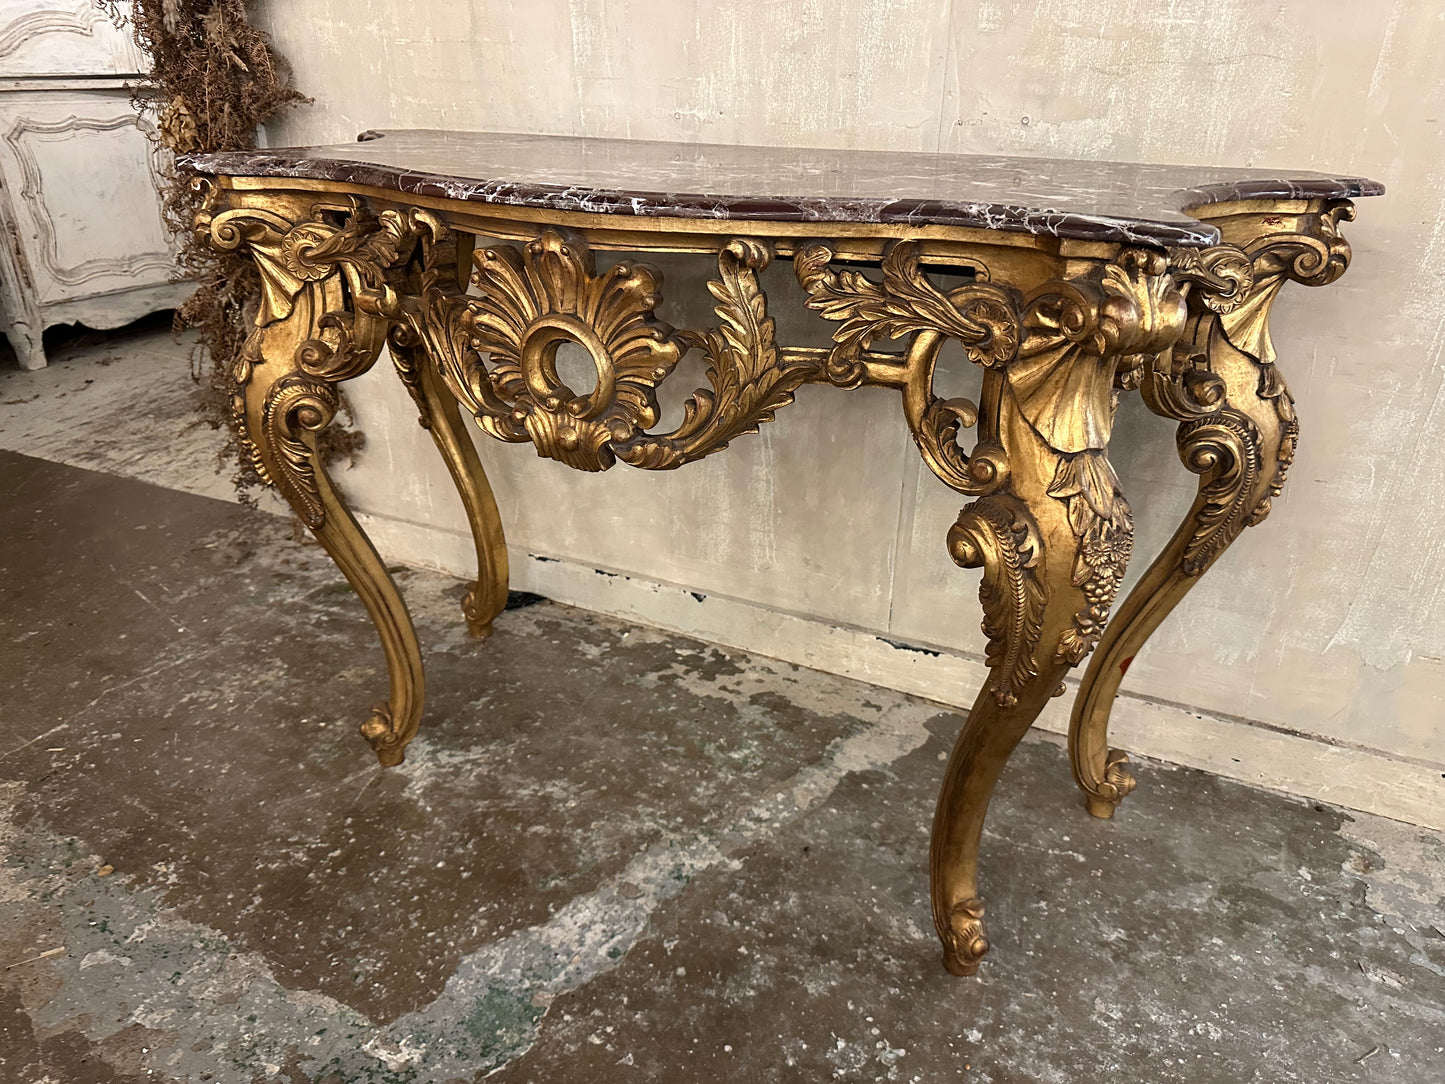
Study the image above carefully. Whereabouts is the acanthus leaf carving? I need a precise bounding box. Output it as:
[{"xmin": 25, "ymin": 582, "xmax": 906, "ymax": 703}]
[
  {"xmin": 614, "ymin": 238, "xmax": 815, "ymax": 469},
  {"xmin": 947, "ymin": 496, "xmax": 1047, "ymax": 707},
  {"xmin": 795, "ymin": 240, "xmax": 1019, "ymax": 495},
  {"xmin": 938, "ymin": 897, "xmax": 990, "ymax": 976},
  {"xmin": 199, "ymin": 191, "xmax": 439, "ymax": 526},
  {"xmin": 795, "ymin": 240, "xmax": 1018, "ymax": 387},
  {"xmin": 410, "ymin": 230, "xmax": 818, "ymax": 473},
  {"xmin": 258, "ymin": 374, "xmax": 340, "ymax": 529},
  {"xmin": 1250, "ymin": 364, "xmax": 1298, "ymax": 526}
]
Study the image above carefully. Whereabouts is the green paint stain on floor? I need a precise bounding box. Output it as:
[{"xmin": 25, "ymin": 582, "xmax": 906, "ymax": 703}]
[{"xmin": 460, "ymin": 984, "xmax": 547, "ymax": 1059}]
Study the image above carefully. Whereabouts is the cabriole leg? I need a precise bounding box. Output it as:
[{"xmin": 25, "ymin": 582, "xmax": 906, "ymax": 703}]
[
  {"xmin": 1069, "ymin": 201, "xmax": 1354, "ymax": 818},
  {"xmin": 795, "ymin": 242, "xmax": 1183, "ymax": 973},
  {"xmin": 391, "ymin": 329, "xmax": 510, "ymax": 637},
  {"xmin": 240, "ymin": 307, "xmax": 425, "ymax": 766},
  {"xmin": 200, "ymin": 192, "xmax": 444, "ymax": 764},
  {"xmin": 1067, "ymin": 337, "xmax": 1291, "ymax": 818},
  {"xmin": 933, "ymin": 401, "xmax": 1134, "ymax": 974}
]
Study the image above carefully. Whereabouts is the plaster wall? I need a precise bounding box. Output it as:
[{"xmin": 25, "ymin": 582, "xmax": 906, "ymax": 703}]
[{"xmin": 249, "ymin": 1, "xmax": 1445, "ymax": 809}]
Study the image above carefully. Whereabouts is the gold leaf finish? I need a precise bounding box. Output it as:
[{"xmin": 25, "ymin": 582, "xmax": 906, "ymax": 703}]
[
  {"xmin": 191, "ymin": 174, "xmax": 1364, "ymax": 978},
  {"xmin": 947, "ymin": 497, "xmax": 1046, "ymax": 707},
  {"xmin": 796, "ymin": 240, "xmax": 1018, "ymax": 386},
  {"xmin": 463, "ymin": 228, "xmax": 680, "ymax": 470},
  {"xmin": 1071, "ymin": 201, "xmax": 1356, "ymax": 820},
  {"xmin": 615, "ymin": 238, "xmax": 815, "ymax": 469}
]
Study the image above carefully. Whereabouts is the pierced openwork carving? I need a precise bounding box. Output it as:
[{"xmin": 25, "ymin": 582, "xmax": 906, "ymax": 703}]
[
  {"xmin": 451, "ymin": 229, "xmax": 680, "ymax": 470},
  {"xmin": 615, "ymin": 238, "xmax": 816, "ymax": 469},
  {"xmin": 408, "ymin": 229, "xmax": 816, "ymax": 472},
  {"xmin": 795, "ymin": 240, "xmax": 1018, "ymax": 384},
  {"xmin": 796, "ymin": 240, "xmax": 1017, "ymax": 496}
]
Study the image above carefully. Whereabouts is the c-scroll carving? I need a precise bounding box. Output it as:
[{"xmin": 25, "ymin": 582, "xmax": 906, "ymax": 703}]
[
  {"xmin": 1148, "ymin": 200, "xmax": 1351, "ymax": 572},
  {"xmin": 796, "ymin": 240, "xmax": 1018, "ymax": 496},
  {"xmin": 1070, "ymin": 200, "xmax": 1355, "ymax": 819},
  {"xmin": 195, "ymin": 187, "xmax": 442, "ymax": 524},
  {"xmin": 408, "ymin": 229, "xmax": 816, "ymax": 473},
  {"xmin": 947, "ymin": 496, "xmax": 1046, "ymax": 707}
]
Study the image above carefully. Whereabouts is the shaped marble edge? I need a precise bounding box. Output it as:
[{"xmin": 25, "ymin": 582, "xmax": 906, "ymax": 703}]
[{"xmin": 177, "ymin": 129, "xmax": 1384, "ymax": 248}]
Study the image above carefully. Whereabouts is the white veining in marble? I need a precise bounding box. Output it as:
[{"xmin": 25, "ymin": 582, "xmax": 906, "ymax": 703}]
[{"xmin": 181, "ymin": 129, "xmax": 1383, "ymax": 247}]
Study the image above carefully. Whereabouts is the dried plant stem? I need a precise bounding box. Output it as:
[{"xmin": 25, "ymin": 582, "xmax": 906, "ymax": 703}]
[{"xmin": 103, "ymin": 1, "xmax": 364, "ymax": 499}]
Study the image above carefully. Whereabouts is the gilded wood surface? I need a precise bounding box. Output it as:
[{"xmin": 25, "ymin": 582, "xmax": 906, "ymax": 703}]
[
  {"xmin": 193, "ymin": 179, "xmax": 1357, "ymax": 976},
  {"xmin": 1069, "ymin": 201, "xmax": 1354, "ymax": 818}
]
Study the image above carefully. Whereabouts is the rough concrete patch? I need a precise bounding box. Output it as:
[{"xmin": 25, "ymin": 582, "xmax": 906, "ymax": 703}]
[
  {"xmin": 0, "ymin": 673, "xmax": 937, "ymax": 1082},
  {"xmin": 1337, "ymin": 813, "xmax": 1445, "ymax": 979},
  {"xmin": 372, "ymin": 697, "xmax": 941, "ymax": 1079}
]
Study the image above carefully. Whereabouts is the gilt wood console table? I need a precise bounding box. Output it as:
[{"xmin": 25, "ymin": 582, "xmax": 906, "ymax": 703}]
[{"xmin": 179, "ymin": 131, "xmax": 1381, "ymax": 976}]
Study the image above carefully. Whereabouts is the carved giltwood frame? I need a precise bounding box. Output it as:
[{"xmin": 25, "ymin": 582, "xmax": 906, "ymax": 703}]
[{"xmin": 194, "ymin": 174, "xmax": 1354, "ymax": 975}]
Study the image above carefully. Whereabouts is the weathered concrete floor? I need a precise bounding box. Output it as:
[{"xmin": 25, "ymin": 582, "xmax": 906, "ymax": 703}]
[{"xmin": 2, "ymin": 333, "xmax": 1445, "ymax": 1082}]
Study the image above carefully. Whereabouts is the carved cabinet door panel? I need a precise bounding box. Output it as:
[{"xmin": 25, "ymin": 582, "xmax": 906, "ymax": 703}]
[
  {"xmin": 0, "ymin": 1, "xmax": 147, "ymax": 77},
  {"xmin": 0, "ymin": 89, "xmax": 177, "ymax": 306}
]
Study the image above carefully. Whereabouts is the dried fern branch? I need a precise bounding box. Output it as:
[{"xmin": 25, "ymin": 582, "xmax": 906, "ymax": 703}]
[{"xmin": 103, "ymin": 0, "xmax": 364, "ymax": 500}]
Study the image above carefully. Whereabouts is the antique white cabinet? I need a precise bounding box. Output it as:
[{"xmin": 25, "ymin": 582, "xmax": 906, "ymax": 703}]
[{"xmin": 0, "ymin": 2, "xmax": 188, "ymax": 369}]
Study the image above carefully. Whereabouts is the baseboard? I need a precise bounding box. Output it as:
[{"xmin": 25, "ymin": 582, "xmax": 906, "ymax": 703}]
[{"xmin": 357, "ymin": 512, "xmax": 1445, "ymax": 832}]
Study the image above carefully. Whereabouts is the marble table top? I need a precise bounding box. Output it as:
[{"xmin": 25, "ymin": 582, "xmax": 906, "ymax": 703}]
[{"xmin": 180, "ymin": 130, "xmax": 1383, "ymax": 247}]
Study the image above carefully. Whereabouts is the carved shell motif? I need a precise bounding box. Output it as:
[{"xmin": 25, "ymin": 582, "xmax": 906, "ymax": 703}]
[{"xmin": 465, "ymin": 230, "xmax": 681, "ymax": 471}]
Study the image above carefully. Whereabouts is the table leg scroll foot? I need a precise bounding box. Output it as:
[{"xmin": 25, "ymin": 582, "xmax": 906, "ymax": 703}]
[
  {"xmin": 940, "ymin": 897, "xmax": 989, "ymax": 976},
  {"xmin": 1083, "ymin": 750, "xmax": 1136, "ymax": 819},
  {"xmin": 930, "ymin": 651, "xmax": 1077, "ymax": 976}
]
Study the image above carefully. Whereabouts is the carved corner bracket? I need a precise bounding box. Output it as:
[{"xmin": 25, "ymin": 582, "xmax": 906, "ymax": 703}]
[
  {"xmin": 195, "ymin": 183, "xmax": 442, "ymax": 527},
  {"xmin": 1157, "ymin": 199, "xmax": 1355, "ymax": 577},
  {"xmin": 795, "ymin": 242, "xmax": 1184, "ymax": 696}
]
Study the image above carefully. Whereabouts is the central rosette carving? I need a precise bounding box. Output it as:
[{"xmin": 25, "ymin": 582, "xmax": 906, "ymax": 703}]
[
  {"xmin": 464, "ymin": 230, "xmax": 682, "ymax": 470},
  {"xmin": 411, "ymin": 228, "xmax": 818, "ymax": 472}
]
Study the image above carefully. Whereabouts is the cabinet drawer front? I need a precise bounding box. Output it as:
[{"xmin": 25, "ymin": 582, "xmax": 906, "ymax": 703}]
[{"xmin": 0, "ymin": 91, "xmax": 179, "ymax": 305}]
